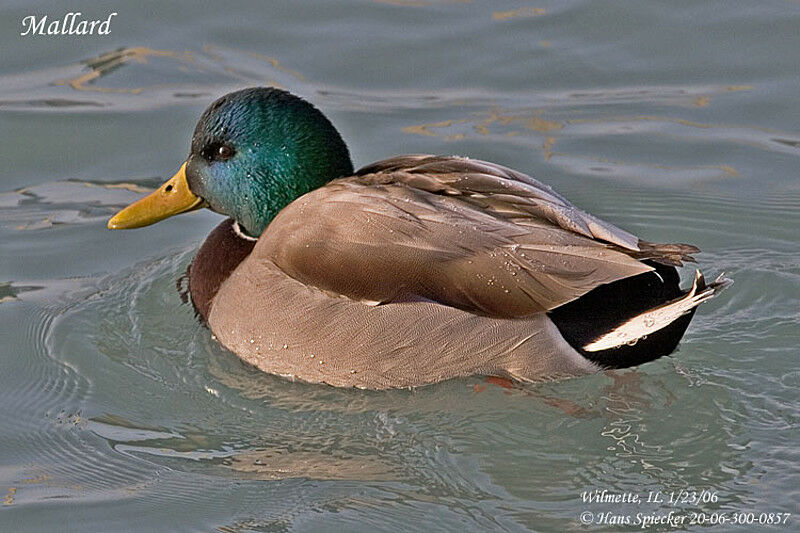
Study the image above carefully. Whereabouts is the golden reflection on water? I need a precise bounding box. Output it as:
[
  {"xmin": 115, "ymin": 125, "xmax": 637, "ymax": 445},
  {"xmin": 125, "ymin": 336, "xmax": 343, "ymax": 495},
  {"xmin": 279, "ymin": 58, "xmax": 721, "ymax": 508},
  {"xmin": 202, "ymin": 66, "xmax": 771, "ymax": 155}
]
[
  {"xmin": 2, "ymin": 466, "xmax": 84, "ymax": 508},
  {"xmin": 3, "ymin": 487, "xmax": 15, "ymax": 506},
  {"xmin": 57, "ymin": 46, "xmax": 305, "ymax": 94},
  {"xmin": 249, "ymin": 52, "xmax": 305, "ymax": 81},
  {"xmin": 400, "ymin": 101, "xmax": 761, "ymax": 183},
  {"xmin": 402, "ymin": 118, "xmax": 468, "ymax": 138},
  {"xmin": 55, "ymin": 47, "xmax": 190, "ymax": 94},
  {"xmin": 225, "ymin": 449, "xmax": 398, "ymax": 481},
  {"xmin": 694, "ymin": 96, "xmax": 711, "ymax": 107},
  {"xmin": 492, "ymin": 7, "xmax": 546, "ymax": 21},
  {"xmin": 2, "ymin": 45, "xmax": 307, "ymax": 111}
]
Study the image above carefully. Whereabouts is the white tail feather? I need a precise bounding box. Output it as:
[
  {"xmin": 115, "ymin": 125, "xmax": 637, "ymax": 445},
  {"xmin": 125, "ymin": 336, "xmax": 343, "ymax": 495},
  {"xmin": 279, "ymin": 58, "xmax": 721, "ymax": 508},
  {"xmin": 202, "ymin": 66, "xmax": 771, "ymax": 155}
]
[{"xmin": 583, "ymin": 270, "xmax": 732, "ymax": 352}]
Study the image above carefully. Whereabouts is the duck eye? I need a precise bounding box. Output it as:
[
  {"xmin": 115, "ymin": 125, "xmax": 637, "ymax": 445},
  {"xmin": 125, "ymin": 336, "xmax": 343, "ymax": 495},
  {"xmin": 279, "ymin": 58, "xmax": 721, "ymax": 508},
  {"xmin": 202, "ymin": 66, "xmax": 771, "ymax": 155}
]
[
  {"xmin": 217, "ymin": 144, "xmax": 234, "ymax": 161},
  {"xmin": 202, "ymin": 143, "xmax": 235, "ymax": 163}
]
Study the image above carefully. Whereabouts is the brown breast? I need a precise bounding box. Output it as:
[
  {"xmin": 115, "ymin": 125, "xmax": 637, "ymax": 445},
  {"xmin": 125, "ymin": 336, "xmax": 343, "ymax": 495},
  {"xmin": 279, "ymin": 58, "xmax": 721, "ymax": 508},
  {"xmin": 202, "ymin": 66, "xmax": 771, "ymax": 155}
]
[{"xmin": 188, "ymin": 218, "xmax": 257, "ymax": 321}]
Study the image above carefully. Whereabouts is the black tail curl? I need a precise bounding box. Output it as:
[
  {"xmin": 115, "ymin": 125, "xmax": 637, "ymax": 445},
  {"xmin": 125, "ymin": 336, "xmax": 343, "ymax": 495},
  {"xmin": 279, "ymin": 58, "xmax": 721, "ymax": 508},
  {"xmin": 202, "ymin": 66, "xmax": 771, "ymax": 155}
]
[{"xmin": 549, "ymin": 261, "xmax": 691, "ymax": 369}]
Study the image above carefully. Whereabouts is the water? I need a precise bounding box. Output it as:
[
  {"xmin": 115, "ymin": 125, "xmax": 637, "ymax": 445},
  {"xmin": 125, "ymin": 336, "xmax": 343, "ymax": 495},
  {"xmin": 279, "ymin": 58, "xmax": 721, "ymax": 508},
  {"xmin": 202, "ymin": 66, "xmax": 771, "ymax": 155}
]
[{"xmin": 1, "ymin": 1, "xmax": 798, "ymax": 531}]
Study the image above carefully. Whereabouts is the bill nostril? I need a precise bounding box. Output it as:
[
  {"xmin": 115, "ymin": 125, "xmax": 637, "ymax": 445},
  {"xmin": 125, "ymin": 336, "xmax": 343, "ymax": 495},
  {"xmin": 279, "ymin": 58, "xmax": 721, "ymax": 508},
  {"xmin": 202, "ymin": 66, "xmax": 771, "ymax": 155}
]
[{"xmin": 165, "ymin": 184, "xmax": 173, "ymax": 192}]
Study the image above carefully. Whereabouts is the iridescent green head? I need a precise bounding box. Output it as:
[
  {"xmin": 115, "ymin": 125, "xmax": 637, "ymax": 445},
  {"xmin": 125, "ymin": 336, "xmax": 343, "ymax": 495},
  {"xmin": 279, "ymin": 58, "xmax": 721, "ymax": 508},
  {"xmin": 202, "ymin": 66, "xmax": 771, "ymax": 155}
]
[{"xmin": 108, "ymin": 87, "xmax": 353, "ymax": 236}]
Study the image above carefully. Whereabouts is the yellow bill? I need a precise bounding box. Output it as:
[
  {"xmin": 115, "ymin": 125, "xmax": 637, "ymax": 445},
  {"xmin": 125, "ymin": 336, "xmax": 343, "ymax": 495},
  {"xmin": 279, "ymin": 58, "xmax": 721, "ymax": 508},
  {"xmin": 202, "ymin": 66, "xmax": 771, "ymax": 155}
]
[{"xmin": 107, "ymin": 163, "xmax": 205, "ymax": 229}]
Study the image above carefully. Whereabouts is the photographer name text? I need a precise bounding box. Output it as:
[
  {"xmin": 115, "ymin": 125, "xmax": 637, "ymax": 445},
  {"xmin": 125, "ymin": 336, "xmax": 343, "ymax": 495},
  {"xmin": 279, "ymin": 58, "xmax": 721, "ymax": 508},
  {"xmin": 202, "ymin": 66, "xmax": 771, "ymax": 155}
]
[{"xmin": 578, "ymin": 489, "xmax": 791, "ymax": 529}]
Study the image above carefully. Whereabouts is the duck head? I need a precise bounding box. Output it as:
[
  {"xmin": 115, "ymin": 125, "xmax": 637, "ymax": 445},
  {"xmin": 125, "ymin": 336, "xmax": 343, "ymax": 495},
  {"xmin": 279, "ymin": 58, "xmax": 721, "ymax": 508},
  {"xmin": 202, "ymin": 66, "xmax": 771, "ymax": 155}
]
[{"xmin": 108, "ymin": 87, "xmax": 353, "ymax": 237}]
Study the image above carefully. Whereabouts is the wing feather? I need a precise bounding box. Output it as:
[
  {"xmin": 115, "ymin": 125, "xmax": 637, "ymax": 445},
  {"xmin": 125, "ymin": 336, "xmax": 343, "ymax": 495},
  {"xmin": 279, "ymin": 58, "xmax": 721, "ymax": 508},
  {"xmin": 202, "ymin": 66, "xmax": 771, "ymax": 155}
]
[{"xmin": 254, "ymin": 155, "xmax": 692, "ymax": 317}]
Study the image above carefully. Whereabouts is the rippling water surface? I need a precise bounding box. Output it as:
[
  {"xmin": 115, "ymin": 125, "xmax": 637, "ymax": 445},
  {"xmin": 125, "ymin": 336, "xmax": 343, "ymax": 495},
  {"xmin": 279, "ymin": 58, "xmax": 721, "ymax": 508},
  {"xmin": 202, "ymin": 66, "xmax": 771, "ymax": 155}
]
[{"xmin": 1, "ymin": 1, "xmax": 798, "ymax": 531}]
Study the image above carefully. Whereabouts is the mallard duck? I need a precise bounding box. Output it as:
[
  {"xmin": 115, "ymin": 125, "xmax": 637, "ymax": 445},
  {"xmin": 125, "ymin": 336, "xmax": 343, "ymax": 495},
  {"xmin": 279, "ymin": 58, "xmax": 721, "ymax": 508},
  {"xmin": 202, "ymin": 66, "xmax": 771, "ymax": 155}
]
[{"xmin": 108, "ymin": 87, "xmax": 731, "ymax": 389}]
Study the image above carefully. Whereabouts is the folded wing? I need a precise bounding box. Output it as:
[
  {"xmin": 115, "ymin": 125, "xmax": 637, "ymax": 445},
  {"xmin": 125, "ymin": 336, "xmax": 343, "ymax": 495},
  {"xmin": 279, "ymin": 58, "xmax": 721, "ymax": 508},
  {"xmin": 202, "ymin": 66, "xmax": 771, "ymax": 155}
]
[{"xmin": 255, "ymin": 155, "xmax": 696, "ymax": 317}]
